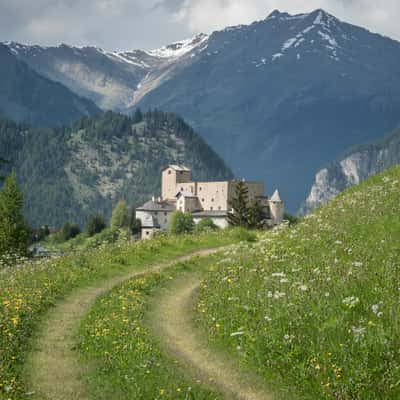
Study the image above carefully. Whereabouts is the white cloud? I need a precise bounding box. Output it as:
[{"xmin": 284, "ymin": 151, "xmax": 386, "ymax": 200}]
[
  {"xmin": 174, "ymin": 0, "xmax": 400, "ymax": 40},
  {"xmin": 0, "ymin": 0, "xmax": 399, "ymax": 50}
]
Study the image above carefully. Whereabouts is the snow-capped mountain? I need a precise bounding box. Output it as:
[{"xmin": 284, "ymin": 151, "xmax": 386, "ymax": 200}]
[
  {"xmin": 4, "ymin": 33, "xmax": 209, "ymax": 110},
  {"xmin": 4, "ymin": 9, "xmax": 400, "ymax": 210}
]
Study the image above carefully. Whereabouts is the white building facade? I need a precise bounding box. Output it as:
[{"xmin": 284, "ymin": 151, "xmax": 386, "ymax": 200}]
[{"xmin": 136, "ymin": 165, "xmax": 284, "ymax": 239}]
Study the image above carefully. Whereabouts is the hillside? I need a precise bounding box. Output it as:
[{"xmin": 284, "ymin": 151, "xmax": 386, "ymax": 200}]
[
  {"xmin": 300, "ymin": 127, "xmax": 400, "ymax": 214},
  {"xmin": 0, "ymin": 111, "xmax": 233, "ymax": 227},
  {"xmin": 0, "ymin": 44, "xmax": 99, "ymax": 126},
  {"xmin": 7, "ymin": 10, "xmax": 400, "ymax": 210},
  {"xmin": 198, "ymin": 165, "xmax": 400, "ymax": 399}
]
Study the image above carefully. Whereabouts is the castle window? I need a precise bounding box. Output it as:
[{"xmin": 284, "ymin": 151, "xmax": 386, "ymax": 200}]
[
  {"xmin": 210, "ymin": 207, "xmax": 213, "ymax": 211},
  {"xmin": 168, "ymin": 170, "xmax": 171, "ymax": 174},
  {"xmin": 218, "ymin": 206, "xmax": 221, "ymax": 210},
  {"xmin": 199, "ymin": 187, "xmax": 202, "ymax": 191},
  {"xmin": 201, "ymin": 198, "xmax": 205, "ymax": 202},
  {"xmin": 164, "ymin": 212, "xmax": 167, "ymax": 216},
  {"xmin": 211, "ymin": 198, "xmax": 214, "ymax": 202}
]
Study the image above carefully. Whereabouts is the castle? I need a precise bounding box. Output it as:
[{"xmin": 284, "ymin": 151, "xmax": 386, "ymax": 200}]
[{"xmin": 136, "ymin": 165, "xmax": 284, "ymax": 239}]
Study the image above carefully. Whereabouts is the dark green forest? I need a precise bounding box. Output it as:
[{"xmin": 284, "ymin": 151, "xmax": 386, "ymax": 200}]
[{"xmin": 0, "ymin": 111, "xmax": 233, "ymax": 227}]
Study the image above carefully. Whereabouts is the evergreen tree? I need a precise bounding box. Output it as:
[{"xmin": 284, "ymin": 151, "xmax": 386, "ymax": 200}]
[
  {"xmin": 0, "ymin": 157, "xmax": 9, "ymax": 182},
  {"xmin": 60, "ymin": 222, "xmax": 81, "ymax": 241},
  {"xmin": 86, "ymin": 214, "xmax": 106, "ymax": 237},
  {"xmin": 247, "ymin": 198, "xmax": 267, "ymax": 229},
  {"xmin": 133, "ymin": 108, "xmax": 143, "ymax": 123},
  {"xmin": 110, "ymin": 200, "xmax": 129, "ymax": 230},
  {"xmin": 170, "ymin": 211, "xmax": 194, "ymax": 235},
  {"xmin": 228, "ymin": 181, "xmax": 250, "ymax": 227},
  {"xmin": 0, "ymin": 173, "xmax": 30, "ymax": 260}
]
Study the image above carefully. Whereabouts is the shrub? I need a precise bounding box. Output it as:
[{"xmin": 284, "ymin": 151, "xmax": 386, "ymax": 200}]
[
  {"xmin": 60, "ymin": 222, "xmax": 81, "ymax": 242},
  {"xmin": 195, "ymin": 217, "xmax": 219, "ymax": 233},
  {"xmin": 170, "ymin": 211, "xmax": 194, "ymax": 235},
  {"xmin": 86, "ymin": 214, "xmax": 106, "ymax": 237}
]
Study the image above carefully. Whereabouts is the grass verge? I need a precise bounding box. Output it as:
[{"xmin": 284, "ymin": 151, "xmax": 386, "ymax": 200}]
[
  {"xmin": 0, "ymin": 230, "xmax": 241, "ymax": 400},
  {"xmin": 196, "ymin": 166, "xmax": 400, "ymax": 399}
]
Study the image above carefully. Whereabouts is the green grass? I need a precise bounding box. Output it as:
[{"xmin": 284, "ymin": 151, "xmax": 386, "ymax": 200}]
[
  {"xmin": 0, "ymin": 230, "xmax": 239, "ymax": 400},
  {"xmin": 196, "ymin": 166, "xmax": 400, "ymax": 399},
  {"xmin": 76, "ymin": 256, "xmax": 225, "ymax": 400}
]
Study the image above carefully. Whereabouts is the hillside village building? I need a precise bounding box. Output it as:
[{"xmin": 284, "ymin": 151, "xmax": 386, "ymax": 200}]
[{"xmin": 136, "ymin": 165, "xmax": 284, "ymax": 239}]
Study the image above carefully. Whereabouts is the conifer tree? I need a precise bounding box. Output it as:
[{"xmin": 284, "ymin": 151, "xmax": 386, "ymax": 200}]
[
  {"xmin": 0, "ymin": 173, "xmax": 30, "ymax": 259},
  {"xmin": 228, "ymin": 181, "xmax": 250, "ymax": 227},
  {"xmin": 248, "ymin": 198, "xmax": 267, "ymax": 229},
  {"xmin": 110, "ymin": 200, "xmax": 130, "ymax": 230},
  {"xmin": 0, "ymin": 157, "xmax": 8, "ymax": 182}
]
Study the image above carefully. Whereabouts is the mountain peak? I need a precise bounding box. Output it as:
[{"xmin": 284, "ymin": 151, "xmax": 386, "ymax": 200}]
[{"xmin": 145, "ymin": 33, "xmax": 208, "ymax": 59}]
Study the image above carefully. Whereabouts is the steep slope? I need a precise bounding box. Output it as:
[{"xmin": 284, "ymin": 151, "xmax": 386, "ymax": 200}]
[
  {"xmin": 299, "ymin": 127, "xmax": 400, "ymax": 214},
  {"xmin": 5, "ymin": 35, "xmax": 208, "ymax": 111},
  {"xmin": 0, "ymin": 44, "xmax": 99, "ymax": 126},
  {"xmin": 0, "ymin": 112, "xmax": 232, "ymax": 227},
  {"xmin": 135, "ymin": 9, "xmax": 400, "ymax": 211},
  {"xmin": 198, "ymin": 165, "xmax": 400, "ymax": 399}
]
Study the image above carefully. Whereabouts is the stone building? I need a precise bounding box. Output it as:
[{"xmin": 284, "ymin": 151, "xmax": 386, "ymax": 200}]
[{"xmin": 136, "ymin": 165, "xmax": 284, "ymax": 239}]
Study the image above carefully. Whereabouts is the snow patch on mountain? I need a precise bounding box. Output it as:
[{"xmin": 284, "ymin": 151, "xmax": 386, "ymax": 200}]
[{"xmin": 146, "ymin": 34, "xmax": 208, "ymax": 59}]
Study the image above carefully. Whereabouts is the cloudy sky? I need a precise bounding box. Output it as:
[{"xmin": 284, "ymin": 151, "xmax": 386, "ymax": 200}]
[{"xmin": 1, "ymin": 0, "xmax": 399, "ymax": 51}]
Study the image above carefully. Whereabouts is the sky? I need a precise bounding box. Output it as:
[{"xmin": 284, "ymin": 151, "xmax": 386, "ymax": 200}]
[{"xmin": 0, "ymin": 0, "xmax": 399, "ymax": 51}]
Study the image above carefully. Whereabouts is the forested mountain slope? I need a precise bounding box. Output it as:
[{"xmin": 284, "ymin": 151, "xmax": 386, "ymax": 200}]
[{"xmin": 0, "ymin": 111, "xmax": 232, "ymax": 227}]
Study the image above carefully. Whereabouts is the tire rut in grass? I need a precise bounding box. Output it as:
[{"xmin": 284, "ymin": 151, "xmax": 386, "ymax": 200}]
[
  {"xmin": 23, "ymin": 248, "xmax": 222, "ymax": 400},
  {"xmin": 147, "ymin": 272, "xmax": 274, "ymax": 400}
]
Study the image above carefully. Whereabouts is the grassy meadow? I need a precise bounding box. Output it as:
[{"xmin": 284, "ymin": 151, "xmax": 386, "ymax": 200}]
[
  {"xmin": 0, "ymin": 230, "xmax": 240, "ymax": 400},
  {"xmin": 197, "ymin": 166, "xmax": 400, "ymax": 399}
]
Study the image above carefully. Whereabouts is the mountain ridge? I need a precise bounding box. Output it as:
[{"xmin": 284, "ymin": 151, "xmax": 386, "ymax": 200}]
[
  {"xmin": 0, "ymin": 44, "xmax": 100, "ymax": 126},
  {"xmin": 3, "ymin": 8, "xmax": 400, "ymax": 210}
]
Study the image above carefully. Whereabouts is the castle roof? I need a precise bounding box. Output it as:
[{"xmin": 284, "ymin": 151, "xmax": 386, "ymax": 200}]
[
  {"xmin": 139, "ymin": 214, "xmax": 160, "ymax": 228},
  {"xmin": 166, "ymin": 165, "xmax": 191, "ymax": 172},
  {"xmin": 270, "ymin": 189, "xmax": 282, "ymax": 202},
  {"xmin": 192, "ymin": 210, "xmax": 228, "ymax": 218},
  {"xmin": 136, "ymin": 199, "xmax": 176, "ymax": 212}
]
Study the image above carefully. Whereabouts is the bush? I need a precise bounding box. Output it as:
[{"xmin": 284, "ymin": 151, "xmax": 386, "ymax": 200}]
[
  {"xmin": 284, "ymin": 212, "xmax": 300, "ymax": 226},
  {"xmin": 170, "ymin": 211, "xmax": 194, "ymax": 235},
  {"xmin": 60, "ymin": 222, "xmax": 81, "ymax": 242},
  {"xmin": 86, "ymin": 214, "xmax": 106, "ymax": 237},
  {"xmin": 195, "ymin": 217, "xmax": 219, "ymax": 233}
]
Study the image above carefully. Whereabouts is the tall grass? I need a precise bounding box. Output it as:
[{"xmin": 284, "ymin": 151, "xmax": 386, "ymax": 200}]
[{"xmin": 197, "ymin": 166, "xmax": 400, "ymax": 399}]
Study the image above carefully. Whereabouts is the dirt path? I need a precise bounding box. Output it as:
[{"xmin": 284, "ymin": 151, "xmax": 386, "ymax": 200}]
[
  {"xmin": 23, "ymin": 248, "xmax": 223, "ymax": 400},
  {"xmin": 147, "ymin": 272, "xmax": 275, "ymax": 400}
]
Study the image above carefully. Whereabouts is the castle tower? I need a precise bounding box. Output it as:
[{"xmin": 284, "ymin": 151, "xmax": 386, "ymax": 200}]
[
  {"xmin": 161, "ymin": 165, "xmax": 192, "ymax": 201},
  {"xmin": 269, "ymin": 189, "xmax": 284, "ymax": 225}
]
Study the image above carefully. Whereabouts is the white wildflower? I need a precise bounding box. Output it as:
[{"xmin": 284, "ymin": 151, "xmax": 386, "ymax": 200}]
[{"xmin": 342, "ymin": 296, "xmax": 360, "ymax": 308}]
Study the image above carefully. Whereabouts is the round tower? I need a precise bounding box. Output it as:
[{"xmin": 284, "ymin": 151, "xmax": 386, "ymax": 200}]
[{"xmin": 269, "ymin": 189, "xmax": 284, "ymax": 225}]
